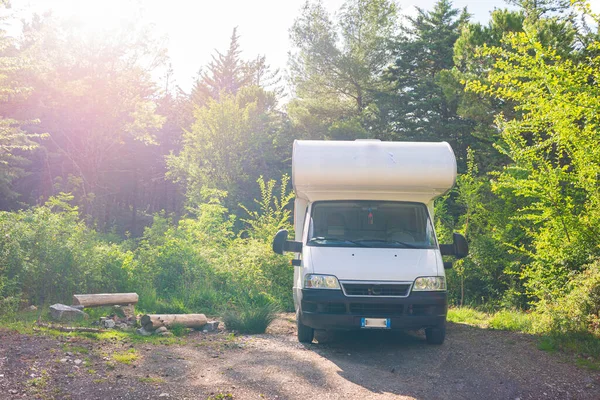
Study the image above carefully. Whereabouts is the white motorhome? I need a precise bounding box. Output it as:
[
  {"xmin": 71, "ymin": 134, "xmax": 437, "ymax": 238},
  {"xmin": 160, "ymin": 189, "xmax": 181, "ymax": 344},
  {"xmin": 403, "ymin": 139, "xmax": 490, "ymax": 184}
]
[{"xmin": 272, "ymin": 139, "xmax": 468, "ymax": 344}]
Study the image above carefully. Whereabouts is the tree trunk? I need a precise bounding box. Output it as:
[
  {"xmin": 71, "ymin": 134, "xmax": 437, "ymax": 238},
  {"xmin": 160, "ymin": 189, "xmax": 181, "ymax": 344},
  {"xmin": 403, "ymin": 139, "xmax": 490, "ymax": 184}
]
[
  {"xmin": 72, "ymin": 293, "xmax": 138, "ymax": 308},
  {"xmin": 141, "ymin": 314, "xmax": 208, "ymax": 331}
]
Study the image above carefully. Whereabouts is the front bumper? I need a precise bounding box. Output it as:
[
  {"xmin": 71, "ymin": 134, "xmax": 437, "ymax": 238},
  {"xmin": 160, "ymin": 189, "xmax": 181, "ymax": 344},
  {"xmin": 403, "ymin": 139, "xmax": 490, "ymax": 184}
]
[{"xmin": 299, "ymin": 289, "xmax": 447, "ymax": 330}]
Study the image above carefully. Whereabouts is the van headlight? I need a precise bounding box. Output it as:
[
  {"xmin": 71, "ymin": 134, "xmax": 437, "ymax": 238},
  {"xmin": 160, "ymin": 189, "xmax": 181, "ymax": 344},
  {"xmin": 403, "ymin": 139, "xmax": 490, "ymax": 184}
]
[
  {"xmin": 304, "ymin": 274, "xmax": 341, "ymax": 289},
  {"xmin": 413, "ymin": 276, "xmax": 446, "ymax": 291}
]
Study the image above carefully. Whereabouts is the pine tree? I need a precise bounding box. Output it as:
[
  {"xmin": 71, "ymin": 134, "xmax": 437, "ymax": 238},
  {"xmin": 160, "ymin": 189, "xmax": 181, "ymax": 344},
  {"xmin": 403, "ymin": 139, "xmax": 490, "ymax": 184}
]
[
  {"xmin": 377, "ymin": 0, "xmax": 471, "ymax": 162},
  {"xmin": 190, "ymin": 28, "xmax": 281, "ymax": 106}
]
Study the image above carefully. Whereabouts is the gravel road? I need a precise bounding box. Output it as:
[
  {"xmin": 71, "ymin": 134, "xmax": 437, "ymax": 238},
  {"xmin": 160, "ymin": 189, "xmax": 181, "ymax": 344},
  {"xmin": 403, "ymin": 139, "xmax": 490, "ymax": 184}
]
[{"xmin": 1, "ymin": 315, "xmax": 599, "ymax": 399}]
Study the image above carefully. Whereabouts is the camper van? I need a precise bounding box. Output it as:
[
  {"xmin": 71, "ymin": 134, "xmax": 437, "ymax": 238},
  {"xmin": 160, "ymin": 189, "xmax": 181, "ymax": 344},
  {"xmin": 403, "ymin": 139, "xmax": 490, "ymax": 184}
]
[{"xmin": 272, "ymin": 140, "xmax": 467, "ymax": 344}]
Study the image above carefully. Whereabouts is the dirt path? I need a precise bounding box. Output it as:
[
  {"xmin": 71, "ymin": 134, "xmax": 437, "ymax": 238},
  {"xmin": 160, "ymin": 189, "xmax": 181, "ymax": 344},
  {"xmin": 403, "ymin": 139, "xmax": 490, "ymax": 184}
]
[{"xmin": 1, "ymin": 315, "xmax": 599, "ymax": 399}]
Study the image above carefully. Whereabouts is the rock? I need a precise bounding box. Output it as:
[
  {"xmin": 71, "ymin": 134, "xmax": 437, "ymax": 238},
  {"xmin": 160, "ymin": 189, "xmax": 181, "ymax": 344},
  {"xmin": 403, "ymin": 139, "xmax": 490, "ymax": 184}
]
[
  {"xmin": 118, "ymin": 323, "xmax": 128, "ymax": 330},
  {"xmin": 122, "ymin": 304, "xmax": 136, "ymax": 320},
  {"xmin": 70, "ymin": 305, "xmax": 84, "ymax": 311},
  {"xmin": 159, "ymin": 394, "xmax": 170, "ymax": 398},
  {"xmin": 136, "ymin": 327, "xmax": 152, "ymax": 336},
  {"xmin": 203, "ymin": 321, "xmax": 220, "ymax": 332},
  {"xmin": 102, "ymin": 319, "xmax": 116, "ymax": 329},
  {"xmin": 159, "ymin": 331, "xmax": 173, "ymax": 337},
  {"xmin": 155, "ymin": 326, "xmax": 168, "ymax": 334},
  {"xmin": 59, "ymin": 358, "xmax": 68, "ymax": 363},
  {"xmin": 29, "ymin": 305, "xmax": 37, "ymax": 311},
  {"xmin": 49, "ymin": 304, "xmax": 88, "ymax": 322},
  {"xmin": 74, "ymin": 359, "xmax": 82, "ymax": 365},
  {"xmin": 9, "ymin": 389, "xmax": 18, "ymax": 394}
]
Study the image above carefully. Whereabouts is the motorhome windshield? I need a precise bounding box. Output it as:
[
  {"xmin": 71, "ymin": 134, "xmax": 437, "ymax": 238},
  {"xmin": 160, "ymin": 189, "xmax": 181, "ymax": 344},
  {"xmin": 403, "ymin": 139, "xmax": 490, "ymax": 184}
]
[{"xmin": 307, "ymin": 201, "xmax": 437, "ymax": 249}]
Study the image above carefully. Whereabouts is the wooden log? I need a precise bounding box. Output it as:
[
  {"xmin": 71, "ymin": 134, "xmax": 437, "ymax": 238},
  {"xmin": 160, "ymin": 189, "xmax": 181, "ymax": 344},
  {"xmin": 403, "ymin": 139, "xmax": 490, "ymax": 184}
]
[
  {"xmin": 72, "ymin": 293, "xmax": 138, "ymax": 308},
  {"xmin": 140, "ymin": 314, "xmax": 207, "ymax": 331}
]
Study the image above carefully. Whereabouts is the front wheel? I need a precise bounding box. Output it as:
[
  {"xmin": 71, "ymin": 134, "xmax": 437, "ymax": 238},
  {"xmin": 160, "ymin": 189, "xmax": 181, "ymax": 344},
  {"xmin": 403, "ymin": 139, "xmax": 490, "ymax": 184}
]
[
  {"xmin": 296, "ymin": 311, "xmax": 314, "ymax": 343},
  {"xmin": 425, "ymin": 322, "xmax": 446, "ymax": 345}
]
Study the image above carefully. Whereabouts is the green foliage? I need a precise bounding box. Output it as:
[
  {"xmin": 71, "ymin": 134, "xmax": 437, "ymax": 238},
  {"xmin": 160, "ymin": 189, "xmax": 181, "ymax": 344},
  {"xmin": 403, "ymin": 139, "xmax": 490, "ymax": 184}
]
[
  {"xmin": 168, "ymin": 85, "xmax": 292, "ymax": 211},
  {"xmin": 288, "ymin": 0, "xmax": 399, "ymax": 139},
  {"xmin": 169, "ymin": 323, "xmax": 188, "ymax": 337},
  {"xmin": 223, "ymin": 302, "xmax": 279, "ymax": 334},
  {"xmin": 488, "ymin": 310, "xmax": 534, "ymax": 332}
]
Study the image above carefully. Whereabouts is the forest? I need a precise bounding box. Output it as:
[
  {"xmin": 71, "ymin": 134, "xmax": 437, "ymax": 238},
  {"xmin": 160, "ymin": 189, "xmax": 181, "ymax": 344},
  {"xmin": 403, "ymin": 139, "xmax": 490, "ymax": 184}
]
[{"xmin": 0, "ymin": 0, "xmax": 599, "ymax": 342}]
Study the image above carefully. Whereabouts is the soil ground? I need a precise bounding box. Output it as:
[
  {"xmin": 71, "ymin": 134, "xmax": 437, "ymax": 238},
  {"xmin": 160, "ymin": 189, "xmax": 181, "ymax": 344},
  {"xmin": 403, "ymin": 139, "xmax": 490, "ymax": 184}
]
[{"xmin": 1, "ymin": 314, "xmax": 599, "ymax": 400}]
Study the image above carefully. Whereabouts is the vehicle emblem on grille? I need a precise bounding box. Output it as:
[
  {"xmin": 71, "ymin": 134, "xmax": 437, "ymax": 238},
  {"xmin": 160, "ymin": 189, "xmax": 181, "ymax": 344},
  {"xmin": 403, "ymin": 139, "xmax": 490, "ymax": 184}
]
[{"xmin": 368, "ymin": 286, "xmax": 381, "ymax": 295}]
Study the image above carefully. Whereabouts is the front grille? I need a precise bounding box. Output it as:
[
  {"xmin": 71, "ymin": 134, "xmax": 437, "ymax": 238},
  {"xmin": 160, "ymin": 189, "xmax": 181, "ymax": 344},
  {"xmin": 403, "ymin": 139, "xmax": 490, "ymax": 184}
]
[
  {"xmin": 349, "ymin": 303, "xmax": 404, "ymax": 316},
  {"xmin": 342, "ymin": 283, "xmax": 411, "ymax": 297}
]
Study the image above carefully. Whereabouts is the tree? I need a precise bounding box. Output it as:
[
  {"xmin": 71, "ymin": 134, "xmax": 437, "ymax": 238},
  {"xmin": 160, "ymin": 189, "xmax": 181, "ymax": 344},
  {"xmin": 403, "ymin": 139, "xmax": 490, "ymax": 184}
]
[
  {"xmin": 168, "ymin": 85, "xmax": 293, "ymax": 212},
  {"xmin": 0, "ymin": 8, "xmax": 43, "ymax": 207},
  {"xmin": 465, "ymin": 20, "xmax": 600, "ymax": 304},
  {"xmin": 288, "ymin": 0, "xmax": 399, "ymax": 139},
  {"xmin": 377, "ymin": 0, "xmax": 471, "ymax": 161},
  {"xmin": 191, "ymin": 28, "xmax": 282, "ymax": 107},
  {"xmin": 0, "ymin": 16, "xmax": 167, "ymax": 231}
]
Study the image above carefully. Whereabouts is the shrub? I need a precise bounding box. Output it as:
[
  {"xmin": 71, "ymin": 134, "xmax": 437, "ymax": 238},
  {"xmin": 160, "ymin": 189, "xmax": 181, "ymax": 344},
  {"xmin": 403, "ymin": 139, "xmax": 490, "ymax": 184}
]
[
  {"xmin": 536, "ymin": 261, "xmax": 600, "ymax": 336},
  {"xmin": 223, "ymin": 302, "xmax": 279, "ymax": 334}
]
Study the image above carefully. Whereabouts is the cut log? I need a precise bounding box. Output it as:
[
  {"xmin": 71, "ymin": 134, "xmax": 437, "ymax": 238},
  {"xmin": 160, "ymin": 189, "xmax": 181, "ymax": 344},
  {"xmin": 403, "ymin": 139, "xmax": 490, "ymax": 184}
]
[
  {"xmin": 72, "ymin": 293, "xmax": 138, "ymax": 308},
  {"xmin": 140, "ymin": 314, "xmax": 207, "ymax": 331}
]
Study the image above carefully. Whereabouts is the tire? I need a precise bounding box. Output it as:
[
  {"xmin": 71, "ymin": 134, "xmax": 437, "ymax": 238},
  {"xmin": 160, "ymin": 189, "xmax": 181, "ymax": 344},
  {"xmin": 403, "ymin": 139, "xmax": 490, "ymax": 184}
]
[
  {"xmin": 425, "ymin": 323, "xmax": 446, "ymax": 345},
  {"xmin": 297, "ymin": 311, "xmax": 314, "ymax": 343}
]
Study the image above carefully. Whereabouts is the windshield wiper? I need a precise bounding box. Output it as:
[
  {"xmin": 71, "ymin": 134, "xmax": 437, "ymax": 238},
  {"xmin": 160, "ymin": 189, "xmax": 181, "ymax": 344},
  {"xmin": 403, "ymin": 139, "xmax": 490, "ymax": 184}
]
[
  {"xmin": 308, "ymin": 237, "xmax": 368, "ymax": 247},
  {"xmin": 353, "ymin": 239, "xmax": 418, "ymax": 248}
]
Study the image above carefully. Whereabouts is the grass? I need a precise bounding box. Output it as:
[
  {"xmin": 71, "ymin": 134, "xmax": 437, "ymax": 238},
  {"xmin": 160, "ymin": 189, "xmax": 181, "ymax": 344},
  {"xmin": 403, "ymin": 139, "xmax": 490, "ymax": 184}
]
[
  {"xmin": 447, "ymin": 307, "xmax": 489, "ymax": 327},
  {"xmin": 488, "ymin": 310, "xmax": 535, "ymax": 332},
  {"xmin": 138, "ymin": 376, "xmax": 165, "ymax": 384},
  {"xmin": 223, "ymin": 303, "xmax": 278, "ymax": 334},
  {"xmin": 111, "ymin": 348, "xmax": 138, "ymax": 365}
]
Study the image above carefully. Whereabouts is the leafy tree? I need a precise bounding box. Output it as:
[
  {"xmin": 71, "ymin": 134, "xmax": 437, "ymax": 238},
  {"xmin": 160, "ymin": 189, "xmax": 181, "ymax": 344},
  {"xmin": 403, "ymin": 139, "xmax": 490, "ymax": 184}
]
[
  {"xmin": 288, "ymin": 0, "xmax": 399, "ymax": 139},
  {"xmin": 0, "ymin": 10, "xmax": 43, "ymax": 207},
  {"xmin": 465, "ymin": 22, "xmax": 600, "ymax": 305},
  {"xmin": 0, "ymin": 17, "xmax": 167, "ymax": 231},
  {"xmin": 168, "ymin": 85, "xmax": 292, "ymax": 212}
]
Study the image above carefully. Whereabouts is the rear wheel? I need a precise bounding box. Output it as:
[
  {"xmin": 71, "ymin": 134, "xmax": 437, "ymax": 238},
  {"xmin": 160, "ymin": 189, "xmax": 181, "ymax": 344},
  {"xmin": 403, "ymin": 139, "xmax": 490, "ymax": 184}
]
[
  {"xmin": 297, "ymin": 311, "xmax": 314, "ymax": 343},
  {"xmin": 425, "ymin": 322, "xmax": 446, "ymax": 345}
]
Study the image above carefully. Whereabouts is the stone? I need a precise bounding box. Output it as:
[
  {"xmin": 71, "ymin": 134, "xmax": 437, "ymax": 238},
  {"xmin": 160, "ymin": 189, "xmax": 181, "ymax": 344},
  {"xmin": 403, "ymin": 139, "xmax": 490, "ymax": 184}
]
[
  {"xmin": 122, "ymin": 304, "xmax": 136, "ymax": 320},
  {"xmin": 70, "ymin": 305, "xmax": 84, "ymax": 311},
  {"xmin": 203, "ymin": 321, "xmax": 220, "ymax": 332},
  {"xmin": 74, "ymin": 359, "xmax": 82, "ymax": 365},
  {"xmin": 159, "ymin": 394, "xmax": 170, "ymax": 398},
  {"xmin": 136, "ymin": 327, "xmax": 152, "ymax": 336},
  {"xmin": 118, "ymin": 323, "xmax": 128, "ymax": 330},
  {"xmin": 155, "ymin": 326, "xmax": 168, "ymax": 334},
  {"xmin": 49, "ymin": 304, "xmax": 88, "ymax": 322},
  {"xmin": 29, "ymin": 305, "xmax": 37, "ymax": 311},
  {"xmin": 159, "ymin": 331, "xmax": 173, "ymax": 337},
  {"xmin": 102, "ymin": 319, "xmax": 116, "ymax": 329}
]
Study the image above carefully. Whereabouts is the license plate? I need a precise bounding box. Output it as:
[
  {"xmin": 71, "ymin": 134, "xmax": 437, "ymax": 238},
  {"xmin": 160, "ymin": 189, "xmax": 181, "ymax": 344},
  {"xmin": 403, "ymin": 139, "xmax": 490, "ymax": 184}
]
[{"xmin": 361, "ymin": 318, "xmax": 390, "ymax": 329}]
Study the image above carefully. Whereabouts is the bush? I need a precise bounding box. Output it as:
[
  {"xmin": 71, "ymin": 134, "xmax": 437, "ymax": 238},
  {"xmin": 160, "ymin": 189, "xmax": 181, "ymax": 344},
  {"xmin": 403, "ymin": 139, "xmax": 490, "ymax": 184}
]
[
  {"xmin": 536, "ymin": 261, "xmax": 600, "ymax": 336},
  {"xmin": 223, "ymin": 302, "xmax": 279, "ymax": 334}
]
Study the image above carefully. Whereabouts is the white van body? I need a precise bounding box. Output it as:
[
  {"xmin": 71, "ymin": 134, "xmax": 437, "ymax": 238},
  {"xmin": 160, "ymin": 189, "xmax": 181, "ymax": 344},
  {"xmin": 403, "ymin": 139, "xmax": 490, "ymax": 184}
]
[{"xmin": 282, "ymin": 140, "xmax": 462, "ymax": 344}]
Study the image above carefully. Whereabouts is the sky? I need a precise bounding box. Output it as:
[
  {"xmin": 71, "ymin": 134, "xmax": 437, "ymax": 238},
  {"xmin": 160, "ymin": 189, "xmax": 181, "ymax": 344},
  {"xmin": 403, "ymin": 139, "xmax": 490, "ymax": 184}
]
[{"xmin": 7, "ymin": 0, "xmax": 600, "ymax": 93}]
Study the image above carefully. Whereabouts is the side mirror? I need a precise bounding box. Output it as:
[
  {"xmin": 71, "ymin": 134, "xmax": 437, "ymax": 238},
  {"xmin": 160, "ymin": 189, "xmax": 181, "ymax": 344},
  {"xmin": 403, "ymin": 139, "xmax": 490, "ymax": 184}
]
[
  {"xmin": 272, "ymin": 229, "xmax": 303, "ymax": 255},
  {"xmin": 453, "ymin": 233, "xmax": 468, "ymax": 259},
  {"xmin": 439, "ymin": 233, "xmax": 468, "ymax": 259}
]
